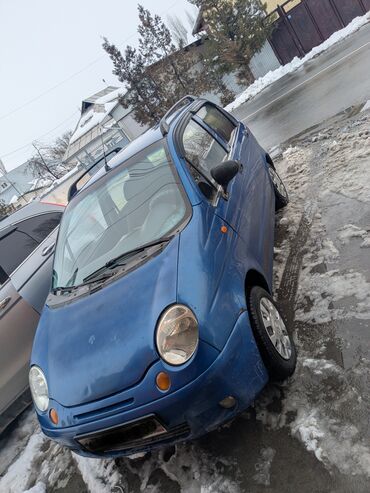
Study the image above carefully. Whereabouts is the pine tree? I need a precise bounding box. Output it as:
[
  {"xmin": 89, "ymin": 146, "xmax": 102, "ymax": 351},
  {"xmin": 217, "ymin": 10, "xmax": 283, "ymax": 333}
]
[
  {"xmin": 103, "ymin": 5, "xmax": 234, "ymax": 127},
  {"xmin": 188, "ymin": 0, "xmax": 272, "ymax": 86},
  {"xmin": 102, "ymin": 39, "xmax": 167, "ymax": 125}
]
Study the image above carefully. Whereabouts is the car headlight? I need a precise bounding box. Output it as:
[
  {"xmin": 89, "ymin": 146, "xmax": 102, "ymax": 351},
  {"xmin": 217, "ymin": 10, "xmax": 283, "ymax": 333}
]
[
  {"xmin": 29, "ymin": 366, "xmax": 49, "ymax": 412},
  {"xmin": 156, "ymin": 305, "xmax": 199, "ymax": 365}
]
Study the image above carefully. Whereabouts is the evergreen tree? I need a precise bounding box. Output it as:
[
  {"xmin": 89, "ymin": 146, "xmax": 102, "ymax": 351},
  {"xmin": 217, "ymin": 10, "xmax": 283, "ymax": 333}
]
[
  {"xmin": 188, "ymin": 0, "xmax": 272, "ymax": 86},
  {"xmin": 103, "ymin": 4, "xmax": 234, "ymax": 127},
  {"xmin": 102, "ymin": 40, "xmax": 166, "ymax": 125}
]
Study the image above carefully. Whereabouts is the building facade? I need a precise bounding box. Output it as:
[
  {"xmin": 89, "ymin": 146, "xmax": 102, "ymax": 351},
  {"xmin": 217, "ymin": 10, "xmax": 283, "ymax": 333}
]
[
  {"xmin": 0, "ymin": 162, "xmax": 38, "ymax": 206},
  {"xmin": 63, "ymin": 87, "xmax": 146, "ymax": 170}
]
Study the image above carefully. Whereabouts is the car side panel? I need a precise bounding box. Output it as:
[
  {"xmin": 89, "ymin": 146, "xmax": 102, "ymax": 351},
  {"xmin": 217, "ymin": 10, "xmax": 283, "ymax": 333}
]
[
  {"xmin": 217, "ymin": 124, "xmax": 275, "ymax": 290},
  {"xmin": 0, "ymin": 280, "xmax": 39, "ymax": 414},
  {"xmin": 177, "ymin": 203, "xmax": 246, "ymax": 350}
]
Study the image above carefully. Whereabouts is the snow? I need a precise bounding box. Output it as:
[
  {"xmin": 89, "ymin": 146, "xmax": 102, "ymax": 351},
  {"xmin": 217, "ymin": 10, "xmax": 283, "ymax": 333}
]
[
  {"xmin": 28, "ymin": 178, "xmax": 52, "ymax": 191},
  {"xmin": 361, "ymin": 99, "xmax": 370, "ymax": 112},
  {"xmin": 256, "ymin": 109, "xmax": 370, "ymax": 478},
  {"xmin": 252, "ymin": 447, "xmax": 275, "ymax": 486},
  {"xmin": 9, "ymin": 194, "xmax": 19, "ymax": 204},
  {"xmin": 23, "ymin": 482, "xmax": 46, "ymax": 493},
  {"xmin": 225, "ymin": 13, "xmax": 370, "ymax": 111},
  {"xmin": 1, "ymin": 104, "xmax": 370, "ymax": 491},
  {"xmin": 69, "ymin": 99, "xmax": 118, "ymax": 145},
  {"xmin": 337, "ymin": 224, "xmax": 368, "ymax": 244},
  {"xmin": 72, "ymin": 453, "xmax": 122, "ymax": 493}
]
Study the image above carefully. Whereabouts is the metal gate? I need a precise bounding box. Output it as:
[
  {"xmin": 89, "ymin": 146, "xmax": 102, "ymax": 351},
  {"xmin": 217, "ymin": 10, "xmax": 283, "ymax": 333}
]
[{"xmin": 269, "ymin": 0, "xmax": 369, "ymax": 65}]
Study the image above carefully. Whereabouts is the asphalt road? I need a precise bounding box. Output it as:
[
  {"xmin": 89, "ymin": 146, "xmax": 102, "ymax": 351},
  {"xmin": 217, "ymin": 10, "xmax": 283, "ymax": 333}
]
[{"xmin": 232, "ymin": 22, "xmax": 370, "ymax": 151}]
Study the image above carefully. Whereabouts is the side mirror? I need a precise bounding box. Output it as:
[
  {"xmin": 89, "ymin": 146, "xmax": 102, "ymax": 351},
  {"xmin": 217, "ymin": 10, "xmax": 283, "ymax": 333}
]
[{"xmin": 211, "ymin": 160, "xmax": 240, "ymax": 191}]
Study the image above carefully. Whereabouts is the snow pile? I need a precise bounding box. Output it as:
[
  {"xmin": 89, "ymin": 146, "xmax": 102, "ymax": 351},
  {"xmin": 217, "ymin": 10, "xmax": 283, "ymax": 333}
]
[
  {"xmin": 72, "ymin": 454, "xmax": 122, "ymax": 493},
  {"xmin": 259, "ymin": 110, "xmax": 370, "ymax": 479},
  {"xmin": 337, "ymin": 224, "xmax": 369, "ymax": 247},
  {"xmin": 296, "ymin": 268, "xmax": 370, "ymax": 323},
  {"xmin": 252, "ymin": 447, "xmax": 276, "ymax": 486},
  {"xmin": 226, "ymin": 12, "xmax": 370, "ymax": 111}
]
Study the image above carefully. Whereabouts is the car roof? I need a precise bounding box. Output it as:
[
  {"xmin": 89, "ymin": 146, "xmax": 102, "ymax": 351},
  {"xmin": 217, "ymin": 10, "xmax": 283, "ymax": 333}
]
[{"xmin": 0, "ymin": 201, "xmax": 65, "ymax": 232}]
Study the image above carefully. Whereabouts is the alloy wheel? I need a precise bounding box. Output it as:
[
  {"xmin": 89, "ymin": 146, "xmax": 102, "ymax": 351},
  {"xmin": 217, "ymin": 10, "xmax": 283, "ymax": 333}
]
[
  {"xmin": 259, "ymin": 298, "xmax": 292, "ymax": 360},
  {"xmin": 269, "ymin": 167, "xmax": 288, "ymax": 199}
]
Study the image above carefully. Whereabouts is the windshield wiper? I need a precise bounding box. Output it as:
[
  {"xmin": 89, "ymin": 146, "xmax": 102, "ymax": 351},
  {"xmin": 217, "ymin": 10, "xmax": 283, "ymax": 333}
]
[{"xmin": 82, "ymin": 236, "xmax": 173, "ymax": 284}]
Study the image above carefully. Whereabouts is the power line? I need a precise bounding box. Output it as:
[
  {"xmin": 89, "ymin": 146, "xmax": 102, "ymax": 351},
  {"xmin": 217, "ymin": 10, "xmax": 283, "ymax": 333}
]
[
  {"xmin": 0, "ymin": 0, "xmax": 181, "ymax": 122},
  {"xmin": 0, "ymin": 111, "xmax": 79, "ymax": 159}
]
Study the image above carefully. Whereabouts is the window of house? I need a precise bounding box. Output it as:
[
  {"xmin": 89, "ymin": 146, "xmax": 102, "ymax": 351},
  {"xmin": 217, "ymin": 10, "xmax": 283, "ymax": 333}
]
[{"xmin": 196, "ymin": 104, "xmax": 236, "ymax": 144}]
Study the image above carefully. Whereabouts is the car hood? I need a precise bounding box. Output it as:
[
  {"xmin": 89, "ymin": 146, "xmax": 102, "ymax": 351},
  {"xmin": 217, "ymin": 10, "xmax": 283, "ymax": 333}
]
[{"xmin": 31, "ymin": 237, "xmax": 179, "ymax": 407}]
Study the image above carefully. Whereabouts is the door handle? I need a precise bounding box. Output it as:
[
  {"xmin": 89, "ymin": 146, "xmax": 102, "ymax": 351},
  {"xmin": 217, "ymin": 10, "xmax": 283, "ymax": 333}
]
[
  {"xmin": 41, "ymin": 243, "xmax": 55, "ymax": 257},
  {"xmin": 0, "ymin": 296, "xmax": 11, "ymax": 311}
]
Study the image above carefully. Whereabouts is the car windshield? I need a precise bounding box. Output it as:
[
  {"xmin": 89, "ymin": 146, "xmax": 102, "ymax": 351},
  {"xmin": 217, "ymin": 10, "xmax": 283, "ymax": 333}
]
[{"xmin": 52, "ymin": 140, "xmax": 187, "ymax": 289}]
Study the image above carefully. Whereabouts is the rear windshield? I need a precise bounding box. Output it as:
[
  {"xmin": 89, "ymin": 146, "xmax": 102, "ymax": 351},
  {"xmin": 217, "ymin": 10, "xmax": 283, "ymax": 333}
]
[{"xmin": 52, "ymin": 141, "xmax": 187, "ymax": 289}]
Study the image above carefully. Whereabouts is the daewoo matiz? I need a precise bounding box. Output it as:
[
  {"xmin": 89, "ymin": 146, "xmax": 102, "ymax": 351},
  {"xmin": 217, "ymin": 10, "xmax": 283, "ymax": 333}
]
[{"xmin": 30, "ymin": 96, "xmax": 296, "ymax": 457}]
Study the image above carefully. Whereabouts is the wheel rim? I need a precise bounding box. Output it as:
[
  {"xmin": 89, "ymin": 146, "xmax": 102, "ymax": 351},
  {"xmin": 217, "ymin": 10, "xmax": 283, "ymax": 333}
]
[
  {"xmin": 269, "ymin": 168, "xmax": 288, "ymax": 199},
  {"xmin": 259, "ymin": 298, "xmax": 292, "ymax": 360}
]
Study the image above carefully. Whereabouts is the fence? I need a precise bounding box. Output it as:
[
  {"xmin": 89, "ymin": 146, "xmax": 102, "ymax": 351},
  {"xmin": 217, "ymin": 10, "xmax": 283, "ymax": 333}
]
[{"xmin": 269, "ymin": 0, "xmax": 370, "ymax": 65}]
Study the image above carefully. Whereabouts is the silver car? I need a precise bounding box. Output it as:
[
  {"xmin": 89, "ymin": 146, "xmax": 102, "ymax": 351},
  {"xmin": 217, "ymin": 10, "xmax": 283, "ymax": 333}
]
[{"xmin": 0, "ymin": 201, "xmax": 63, "ymax": 432}]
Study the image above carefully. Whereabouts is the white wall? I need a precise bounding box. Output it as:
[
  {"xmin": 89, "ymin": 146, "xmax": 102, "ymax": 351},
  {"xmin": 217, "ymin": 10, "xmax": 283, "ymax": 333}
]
[{"xmin": 249, "ymin": 40, "xmax": 281, "ymax": 79}]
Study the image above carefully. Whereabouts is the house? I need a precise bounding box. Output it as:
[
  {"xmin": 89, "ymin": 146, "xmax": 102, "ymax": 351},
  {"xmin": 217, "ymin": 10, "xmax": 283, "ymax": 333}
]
[
  {"xmin": 0, "ymin": 162, "xmax": 40, "ymax": 206},
  {"xmin": 63, "ymin": 86, "xmax": 146, "ymax": 170}
]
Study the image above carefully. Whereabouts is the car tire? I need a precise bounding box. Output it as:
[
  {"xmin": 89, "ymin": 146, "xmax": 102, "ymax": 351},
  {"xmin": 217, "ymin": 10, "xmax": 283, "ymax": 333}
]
[
  {"xmin": 268, "ymin": 166, "xmax": 289, "ymax": 211},
  {"xmin": 248, "ymin": 286, "xmax": 296, "ymax": 381}
]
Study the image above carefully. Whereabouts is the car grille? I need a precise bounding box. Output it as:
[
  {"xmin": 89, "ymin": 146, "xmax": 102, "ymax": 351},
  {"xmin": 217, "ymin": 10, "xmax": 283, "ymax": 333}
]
[{"xmin": 75, "ymin": 415, "xmax": 190, "ymax": 455}]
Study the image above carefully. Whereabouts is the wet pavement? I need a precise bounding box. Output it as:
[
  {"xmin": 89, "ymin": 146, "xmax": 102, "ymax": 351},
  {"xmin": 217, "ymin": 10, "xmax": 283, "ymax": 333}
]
[
  {"xmin": 232, "ymin": 22, "xmax": 370, "ymax": 151},
  {"xmin": 1, "ymin": 102, "xmax": 370, "ymax": 493}
]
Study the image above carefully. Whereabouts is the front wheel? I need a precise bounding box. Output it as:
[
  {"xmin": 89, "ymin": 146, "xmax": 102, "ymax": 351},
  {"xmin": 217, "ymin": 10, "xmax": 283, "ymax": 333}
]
[
  {"xmin": 248, "ymin": 286, "xmax": 296, "ymax": 381},
  {"xmin": 268, "ymin": 166, "xmax": 289, "ymax": 211}
]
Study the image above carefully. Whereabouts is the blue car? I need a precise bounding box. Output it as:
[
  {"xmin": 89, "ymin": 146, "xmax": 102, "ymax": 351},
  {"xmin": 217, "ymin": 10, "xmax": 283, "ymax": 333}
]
[{"xmin": 29, "ymin": 96, "xmax": 296, "ymax": 458}]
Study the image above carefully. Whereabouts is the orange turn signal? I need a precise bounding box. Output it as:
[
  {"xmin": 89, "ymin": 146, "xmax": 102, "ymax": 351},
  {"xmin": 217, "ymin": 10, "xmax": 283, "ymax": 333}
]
[
  {"xmin": 49, "ymin": 408, "xmax": 59, "ymax": 425},
  {"xmin": 156, "ymin": 372, "xmax": 171, "ymax": 391},
  {"xmin": 221, "ymin": 225, "xmax": 228, "ymax": 234}
]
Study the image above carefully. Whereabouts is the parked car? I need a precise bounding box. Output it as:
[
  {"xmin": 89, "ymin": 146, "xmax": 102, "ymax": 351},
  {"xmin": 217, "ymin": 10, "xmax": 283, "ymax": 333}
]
[
  {"xmin": 30, "ymin": 96, "xmax": 296, "ymax": 457},
  {"xmin": 0, "ymin": 201, "xmax": 64, "ymax": 432}
]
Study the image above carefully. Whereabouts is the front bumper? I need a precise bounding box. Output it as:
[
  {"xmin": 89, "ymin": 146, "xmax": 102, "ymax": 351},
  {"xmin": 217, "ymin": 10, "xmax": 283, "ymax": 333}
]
[{"xmin": 40, "ymin": 311, "xmax": 268, "ymax": 458}]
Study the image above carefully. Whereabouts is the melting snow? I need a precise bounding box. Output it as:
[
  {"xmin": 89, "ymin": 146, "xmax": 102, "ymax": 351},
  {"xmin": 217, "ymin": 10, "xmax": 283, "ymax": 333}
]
[{"xmin": 225, "ymin": 13, "xmax": 370, "ymax": 111}]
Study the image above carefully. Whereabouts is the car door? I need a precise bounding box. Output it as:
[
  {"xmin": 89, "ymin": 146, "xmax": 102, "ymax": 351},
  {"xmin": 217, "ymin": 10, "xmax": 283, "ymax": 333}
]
[
  {"xmin": 192, "ymin": 103, "xmax": 275, "ymax": 279},
  {"xmin": 10, "ymin": 213, "xmax": 61, "ymax": 313},
  {"xmin": 0, "ymin": 247, "xmax": 39, "ymax": 414},
  {"xmin": 0, "ymin": 212, "xmax": 62, "ymax": 414}
]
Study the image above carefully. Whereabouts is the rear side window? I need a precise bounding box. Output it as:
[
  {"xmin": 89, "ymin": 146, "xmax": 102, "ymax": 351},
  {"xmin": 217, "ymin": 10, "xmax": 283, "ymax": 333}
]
[
  {"xmin": 196, "ymin": 104, "xmax": 236, "ymax": 144},
  {"xmin": 0, "ymin": 212, "xmax": 61, "ymax": 276},
  {"xmin": 18, "ymin": 213, "xmax": 61, "ymax": 243}
]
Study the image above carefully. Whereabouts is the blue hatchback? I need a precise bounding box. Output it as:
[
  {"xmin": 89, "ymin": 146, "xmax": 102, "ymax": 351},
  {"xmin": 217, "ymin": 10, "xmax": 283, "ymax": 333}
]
[{"xmin": 29, "ymin": 96, "xmax": 296, "ymax": 458}]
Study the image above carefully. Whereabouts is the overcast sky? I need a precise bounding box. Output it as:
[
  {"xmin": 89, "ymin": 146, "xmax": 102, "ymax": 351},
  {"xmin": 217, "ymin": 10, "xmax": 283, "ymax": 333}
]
[{"xmin": 0, "ymin": 0, "xmax": 196, "ymax": 171}]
